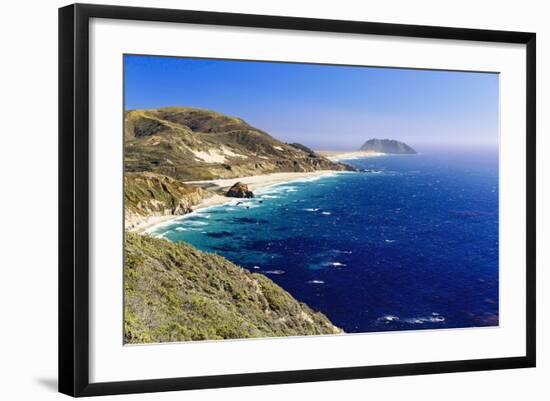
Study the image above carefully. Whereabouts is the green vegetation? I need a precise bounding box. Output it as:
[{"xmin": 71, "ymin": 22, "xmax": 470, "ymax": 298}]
[
  {"xmin": 125, "ymin": 106, "xmax": 354, "ymax": 181},
  {"xmin": 124, "ymin": 232, "xmax": 342, "ymax": 343}
]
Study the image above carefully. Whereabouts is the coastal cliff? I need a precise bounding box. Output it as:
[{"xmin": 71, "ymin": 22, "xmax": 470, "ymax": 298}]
[
  {"xmin": 125, "ymin": 232, "xmax": 342, "ymax": 343},
  {"xmin": 360, "ymin": 138, "xmax": 417, "ymax": 154},
  {"xmin": 124, "ymin": 106, "xmax": 346, "ymax": 341},
  {"xmin": 124, "ymin": 172, "xmax": 211, "ymax": 230},
  {"xmin": 125, "ymin": 106, "xmax": 354, "ymax": 181}
]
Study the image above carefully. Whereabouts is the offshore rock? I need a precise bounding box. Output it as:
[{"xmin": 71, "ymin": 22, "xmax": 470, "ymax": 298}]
[
  {"xmin": 226, "ymin": 182, "xmax": 254, "ymax": 198},
  {"xmin": 360, "ymin": 138, "xmax": 417, "ymax": 154}
]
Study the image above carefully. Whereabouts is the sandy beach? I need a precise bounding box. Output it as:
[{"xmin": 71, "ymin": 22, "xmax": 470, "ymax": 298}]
[
  {"xmin": 315, "ymin": 150, "xmax": 384, "ymax": 161},
  {"xmin": 185, "ymin": 170, "xmax": 337, "ymax": 191},
  {"xmin": 131, "ymin": 170, "xmax": 338, "ymax": 233}
]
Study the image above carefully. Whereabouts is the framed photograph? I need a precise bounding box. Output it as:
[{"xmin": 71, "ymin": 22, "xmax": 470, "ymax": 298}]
[{"xmin": 59, "ymin": 3, "xmax": 536, "ymax": 397}]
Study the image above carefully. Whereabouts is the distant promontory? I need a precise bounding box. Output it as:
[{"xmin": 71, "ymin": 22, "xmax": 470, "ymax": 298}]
[{"xmin": 360, "ymin": 139, "xmax": 417, "ymax": 154}]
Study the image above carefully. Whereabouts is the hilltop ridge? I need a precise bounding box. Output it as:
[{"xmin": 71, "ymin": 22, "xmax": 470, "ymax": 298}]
[{"xmin": 125, "ymin": 107, "xmax": 354, "ymax": 181}]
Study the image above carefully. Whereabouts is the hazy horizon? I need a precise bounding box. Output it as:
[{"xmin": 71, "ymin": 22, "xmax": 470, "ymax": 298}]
[{"xmin": 124, "ymin": 55, "xmax": 499, "ymax": 152}]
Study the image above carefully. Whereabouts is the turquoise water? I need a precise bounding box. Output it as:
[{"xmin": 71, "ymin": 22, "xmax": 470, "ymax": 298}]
[{"xmin": 150, "ymin": 151, "xmax": 499, "ymax": 333}]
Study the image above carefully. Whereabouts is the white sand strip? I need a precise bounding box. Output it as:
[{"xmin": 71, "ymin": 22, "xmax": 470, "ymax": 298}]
[
  {"xmin": 185, "ymin": 170, "xmax": 337, "ymax": 191},
  {"xmin": 315, "ymin": 150, "xmax": 384, "ymax": 161}
]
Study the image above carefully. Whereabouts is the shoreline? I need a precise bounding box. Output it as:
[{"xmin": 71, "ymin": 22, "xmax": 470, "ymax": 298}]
[
  {"xmin": 315, "ymin": 150, "xmax": 385, "ymax": 161},
  {"xmin": 184, "ymin": 170, "xmax": 339, "ymax": 191},
  {"xmin": 131, "ymin": 170, "xmax": 340, "ymax": 234}
]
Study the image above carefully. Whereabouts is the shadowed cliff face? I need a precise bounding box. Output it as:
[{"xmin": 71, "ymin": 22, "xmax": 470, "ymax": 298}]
[
  {"xmin": 360, "ymin": 138, "xmax": 417, "ymax": 154},
  {"xmin": 124, "ymin": 172, "xmax": 211, "ymax": 229},
  {"xmin": 124, "ymin": 107, "xmax": 354, "ymax": 181},
  {"xmin": 124, "ymin": 232, "xmax": 343, "ymax": 343}
]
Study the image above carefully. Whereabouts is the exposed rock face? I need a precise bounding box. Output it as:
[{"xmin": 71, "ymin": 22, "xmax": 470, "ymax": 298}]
[
  {"xmin": 124, "ymin": 232, "xmax": 343, "ymax": 343},
  {"xmin": 124, "ymin": 107, "xmax": 355, "ymax": 181},
  {"xmin": 124, "ymin": 172, "xmax": 209, "ymax": 230},
  {"xmin": 360, "ymin": 138, "xmax": 417, "ymax": 154},
  {"xmin": 226, "ymin": 182, "xmax": 254, "ymax": 198}
]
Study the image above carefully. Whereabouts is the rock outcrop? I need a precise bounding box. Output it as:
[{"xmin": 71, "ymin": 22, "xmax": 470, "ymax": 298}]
[
  {"xmin": 360, "ymin": 138, "xmax": 417, "ymax": 154},
  {"xmin": 226, "ymin": 182, "xmax": 254, "ymax": 198}
]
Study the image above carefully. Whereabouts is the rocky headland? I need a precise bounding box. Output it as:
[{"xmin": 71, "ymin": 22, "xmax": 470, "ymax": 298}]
[{"xmin": 124, "ymin": 106, "xmax": 349, "ymax": 341}]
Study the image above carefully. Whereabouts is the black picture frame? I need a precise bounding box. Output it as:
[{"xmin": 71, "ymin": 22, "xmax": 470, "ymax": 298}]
[{"xmin": 59, "ymin": 3, "xmax": 536, "ymax": 397}]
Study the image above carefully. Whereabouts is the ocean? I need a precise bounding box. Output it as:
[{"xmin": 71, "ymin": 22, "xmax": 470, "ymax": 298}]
[{"xmin": 150, "ymin": 151, "xmax": 499, "ymax": 333}]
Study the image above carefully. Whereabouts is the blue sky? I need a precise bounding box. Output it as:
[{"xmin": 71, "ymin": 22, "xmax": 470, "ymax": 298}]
[{"xmin": 124, "ymin": 55, "xmax": 499, "ymax": 151}]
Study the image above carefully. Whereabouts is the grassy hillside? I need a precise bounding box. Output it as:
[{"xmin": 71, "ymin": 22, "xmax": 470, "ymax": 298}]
[
  {"xmin": 125, "ymin": 107, "xmax": 354, "ymax": 181},
  {"xmin": 124, "ymin": 232, "xmax": 342, "ymax": 343}
]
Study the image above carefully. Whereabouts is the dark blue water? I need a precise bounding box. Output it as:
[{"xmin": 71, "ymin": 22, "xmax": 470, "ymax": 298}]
[{"xmin": 151, "ymin": 151, "xmax": 499, "ymax": 333}]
